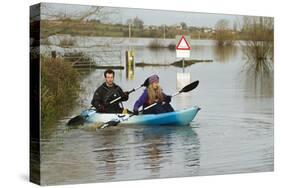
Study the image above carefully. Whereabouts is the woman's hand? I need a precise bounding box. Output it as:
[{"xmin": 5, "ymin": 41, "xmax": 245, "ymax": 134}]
[{"xmin": 164, "ymin": 95, "xmax": 172, "ymax": 103}]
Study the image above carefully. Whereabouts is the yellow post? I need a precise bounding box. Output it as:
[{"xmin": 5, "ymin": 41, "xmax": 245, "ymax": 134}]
[{"xmin": 126, "ymin": 50, "xmax": 135, "ymax": 80}]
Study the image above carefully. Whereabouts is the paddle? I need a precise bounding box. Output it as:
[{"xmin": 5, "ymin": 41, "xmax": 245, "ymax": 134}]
[
  {"xmin": 66, "ymin": 107, "xmax": 94, "ymax": 126},
  {"xmin": 67, "ymin": 79, "xmax": 150, "ymax": 126},
  {"xmin": 109, "ymin": 78, "xmax": 149, "ymax": 104},
  {"xmin": 99, "ymin": 80, "xmax": 199, "ymax": 129},
  {"xmin": 171, "ymin": 80, "xmax": 199, "ymax": 97}
]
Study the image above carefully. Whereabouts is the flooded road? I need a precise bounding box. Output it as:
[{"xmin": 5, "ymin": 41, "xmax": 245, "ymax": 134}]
[{"xmin": 40, "ymin": 40, "xmax": 273, "ymax": 185}]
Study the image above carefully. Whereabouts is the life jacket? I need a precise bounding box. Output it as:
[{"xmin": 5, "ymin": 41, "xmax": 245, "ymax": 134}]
[
  {"xmin": 92, "ymin": 83, "xmax": 125, "ymax": 113},
  {"xmin": 102, "ymin": 84, "xmax": 123, "ymax": 105}
]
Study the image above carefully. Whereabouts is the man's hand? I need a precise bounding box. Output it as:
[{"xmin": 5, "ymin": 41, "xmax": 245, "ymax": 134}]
[
  {"xmin": 121, "ymin": 91, "xmax": 129, "ymax": 101},
  {"xmin": 97, "ymin": 105, "xmax": 105, "ymax": 112}
]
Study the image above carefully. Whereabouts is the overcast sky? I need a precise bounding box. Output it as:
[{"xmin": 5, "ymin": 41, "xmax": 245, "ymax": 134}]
[{"xmin": 41, "ymin": 3, "xmax": 246, "ymax": 28}]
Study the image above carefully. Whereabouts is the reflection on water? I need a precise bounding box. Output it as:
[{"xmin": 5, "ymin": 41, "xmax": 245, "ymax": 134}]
[
  {"xmin": 134, "ymin": 126, "xmax": 200, "ymax": 178},
  {"xmin": 126, "ymin": 61, "xmax": 135, "ymax": 80},
  {"xmin": 243, "ymin": 67, "xmax": 273, "ymax": 98},
  {"xmin": 213, "ymin": 45, "xmax": 238, "ymax": 63},
  {"xmin": 40, "ymin": 40, "xmax": 273, "ymax": 185},
  {"xmin": 41, "ymin": 124, "xmax": 200, "ymax": 185}
]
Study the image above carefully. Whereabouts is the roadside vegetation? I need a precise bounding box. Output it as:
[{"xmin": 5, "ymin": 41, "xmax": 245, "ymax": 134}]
[
  {"xmin": 59, "ymin": 37, "xmax": 76, "ymax": 47},
  {"xmin": 215, "ymin": 19, "xmax": 235, "ymax": 46},
  {"xmin": 148, "ymin": 39, "xmax": 166, "ymax": 49},
  {"xmin": 41, "ymin": 57, "xmax": 81, "ymax": 127}
]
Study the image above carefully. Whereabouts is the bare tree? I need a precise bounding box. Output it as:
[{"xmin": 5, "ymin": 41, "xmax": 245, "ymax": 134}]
[
  {"xmin": 240, "ymin": 16, "xmax": 273, "ymax": 73},
  {"xmin": 40, "ymin": 4, "xmax": 116, "ymax": 38},
  {"xmin": 40, "ymin": 4, "xmax": 125, "ymax": 67},
  {"xmin": 180, "ymin": 22, "xmax": 187, "ymax": 30},
  {"xmin": 215, "ymin": 19, "xmax": 234, "ymax": 46}
]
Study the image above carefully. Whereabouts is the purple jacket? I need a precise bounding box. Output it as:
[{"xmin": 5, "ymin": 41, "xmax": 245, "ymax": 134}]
[
  {"xmin": 133, "ymin": 89, "xmax": 168, "ymax": 111},
  {"xmin": 133, "ymin": 89, "xmax": 149, "ymax": 111}
]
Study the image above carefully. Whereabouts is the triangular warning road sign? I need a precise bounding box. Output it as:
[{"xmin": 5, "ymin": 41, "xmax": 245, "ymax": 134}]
[{"xmin": 176, "ymin": 35, "xmax": 191, "ymax": 50}]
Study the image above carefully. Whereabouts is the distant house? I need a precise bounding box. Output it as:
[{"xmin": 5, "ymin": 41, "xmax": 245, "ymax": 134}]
[
  {"xmin": 143, "ymin": 25, "xmax": 150, "ymax": 30},
  {"xmin": 171, "ymin": 24, "xmax": 183, "ymax": 30},
  {"xmin": 149, "ymin": 26, "xmax": 158, "ymax": 30},
  {"xmin": 203, "ymin": 29, "xmax": 212, "ymax": 33}
]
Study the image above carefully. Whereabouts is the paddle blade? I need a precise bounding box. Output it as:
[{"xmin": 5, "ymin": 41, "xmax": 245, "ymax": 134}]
[
  {"xmin": 141, "ymin": 77, "xmax": 150, "ymax": 87},
  {"xmin": 67, "ymin": 115, "xmax": 85, "ymax": 126},
  {"xmin": 180, "ymin": 80, "xmax": 199, "ymax": 93},
  {"xmin": 100, "ymin": 120, "xmax": 120, "ymax": 129}
]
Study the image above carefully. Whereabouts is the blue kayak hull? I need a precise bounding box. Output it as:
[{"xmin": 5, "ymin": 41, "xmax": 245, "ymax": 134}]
[{"xmin": 84, "ymin": 106, "xmax": 200, "ymax": 126}]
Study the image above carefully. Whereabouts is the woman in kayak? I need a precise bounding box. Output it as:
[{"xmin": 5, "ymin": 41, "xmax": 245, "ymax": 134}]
[{"xmin": 133, "ymin": 75, "xmax": 174, "ymax": 115}]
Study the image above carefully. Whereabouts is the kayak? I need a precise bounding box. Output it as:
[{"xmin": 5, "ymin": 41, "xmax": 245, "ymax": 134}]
[{"xmin": 81, "ymin": 106, "xmax": 200, "ymax": 126}]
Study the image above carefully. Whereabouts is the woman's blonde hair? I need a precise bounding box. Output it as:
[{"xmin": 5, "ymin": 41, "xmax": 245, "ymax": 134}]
[{"xmin": 147, "ymin": 84, "xmax": 164, "ymax": 104}]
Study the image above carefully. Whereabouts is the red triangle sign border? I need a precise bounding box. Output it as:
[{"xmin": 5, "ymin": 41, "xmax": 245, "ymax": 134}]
[{"xmin": 176, "ymin": 35, "xmax": 191, "ymax": 50}]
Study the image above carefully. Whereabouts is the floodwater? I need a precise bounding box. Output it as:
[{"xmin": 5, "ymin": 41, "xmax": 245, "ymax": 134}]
[{"xmin": 40, "ymin": 39, "xmax": 274, "ymax": 185}]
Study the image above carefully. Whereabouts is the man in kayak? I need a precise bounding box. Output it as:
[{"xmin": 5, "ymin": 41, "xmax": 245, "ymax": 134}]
[
  {"xmin": 133, "ymin": 75, "xmax": 174, "ymax": 115},
  {"xmin": 91, "ymin": 69, "xmax": 129, "ymax": 113}
]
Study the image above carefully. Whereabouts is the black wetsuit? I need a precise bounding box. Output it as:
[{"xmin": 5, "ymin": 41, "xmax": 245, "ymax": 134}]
[{"xmin": 91, "ymin": 82, "xmax": 128, "ymax": 113}]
